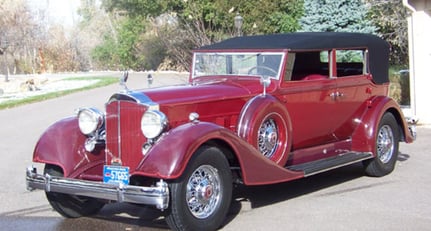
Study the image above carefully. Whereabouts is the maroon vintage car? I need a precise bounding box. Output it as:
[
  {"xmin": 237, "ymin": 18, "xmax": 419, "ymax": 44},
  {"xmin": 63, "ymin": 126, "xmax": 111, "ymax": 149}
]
[{"xmin": 26, "ymin": 32, "xmax": 415, "ymax": 231}]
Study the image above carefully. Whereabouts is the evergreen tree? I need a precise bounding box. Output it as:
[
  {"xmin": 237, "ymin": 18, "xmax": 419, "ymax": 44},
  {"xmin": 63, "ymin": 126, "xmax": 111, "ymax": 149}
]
[{"xmin": 300, "ymin": 0, "xmax": 376, "ymax": 33}]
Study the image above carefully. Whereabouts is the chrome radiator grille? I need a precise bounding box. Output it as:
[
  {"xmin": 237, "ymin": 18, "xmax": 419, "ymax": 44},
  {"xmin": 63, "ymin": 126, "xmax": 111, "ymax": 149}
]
[{"xmin": 105, "ymin": 100, "xmax": 147, "ymax": 172}]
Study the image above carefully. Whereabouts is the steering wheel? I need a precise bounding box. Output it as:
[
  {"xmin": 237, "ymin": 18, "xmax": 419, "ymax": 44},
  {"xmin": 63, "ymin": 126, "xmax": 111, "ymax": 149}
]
[{"xmin": 247, "ymin": 66, "xmax": 278, "ymax": 76}]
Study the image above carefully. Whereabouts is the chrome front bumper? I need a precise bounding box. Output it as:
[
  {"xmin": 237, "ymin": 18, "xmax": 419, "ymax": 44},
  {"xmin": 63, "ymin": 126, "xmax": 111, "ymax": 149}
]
[{"xmin": 26, "ymin": 166, "xmax": 169, "ymax": 210}]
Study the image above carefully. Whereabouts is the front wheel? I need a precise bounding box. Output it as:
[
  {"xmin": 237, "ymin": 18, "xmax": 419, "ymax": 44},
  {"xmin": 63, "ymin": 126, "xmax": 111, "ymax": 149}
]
[
  {"xmin": 44, "ymin": 165, "xmax": 105, "ymax": 218},
  {"xmin": 165, "ymin": 146, "xmax": 232, "ymax": 231},
  {"xmin": 363, "ymin": 113, "xmax": 400, "ymax": 177}
]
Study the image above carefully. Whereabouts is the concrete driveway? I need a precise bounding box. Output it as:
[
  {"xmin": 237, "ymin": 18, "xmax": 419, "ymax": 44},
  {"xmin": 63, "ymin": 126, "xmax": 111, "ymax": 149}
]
[{"xmin": 0, "ymin": 72, "xmax": 429, "ymax": 230}]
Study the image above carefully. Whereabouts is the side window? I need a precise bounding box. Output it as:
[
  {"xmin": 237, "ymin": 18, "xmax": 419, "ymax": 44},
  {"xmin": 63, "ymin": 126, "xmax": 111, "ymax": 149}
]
[
  {"xmin": 291, "ymin": 52, "xmax": 329, "ymax": 81},
  {"xmin": 284, "ymin": 53, "xmax": 295, "ymax": 81},
  {"xmin": 259, "ymin": 55, "xmax": 282, "ymax": 75},
  {"xmin": 330, "ymin": 50, "xmax": 367, "ymax": 77}
]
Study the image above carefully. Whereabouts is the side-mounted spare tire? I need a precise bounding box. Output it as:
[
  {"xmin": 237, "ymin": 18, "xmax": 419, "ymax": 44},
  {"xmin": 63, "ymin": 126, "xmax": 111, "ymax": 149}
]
[{"xmin": 237, "ymin": 95, "xmax": 292, "ymax": 167}]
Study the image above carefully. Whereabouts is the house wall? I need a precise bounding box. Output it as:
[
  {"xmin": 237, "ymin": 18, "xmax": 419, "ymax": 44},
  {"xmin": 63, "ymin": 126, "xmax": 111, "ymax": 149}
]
[{"xmin": 403, "ymin": 0, "xmax": 431, "ymax": 124}]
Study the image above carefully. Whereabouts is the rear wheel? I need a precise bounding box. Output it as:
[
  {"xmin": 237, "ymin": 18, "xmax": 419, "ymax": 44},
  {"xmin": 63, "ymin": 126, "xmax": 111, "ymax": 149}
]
[
  {"xmin": 44, "ymin": 165, "xmax": 105, "ymax": 218},
  {"xmin": 165, "ymin": 146, "xmax": 232, "ymax": 231},
  {"xmin": 363, "ymin": 113, "xmax": 400, "ymax": 177}
]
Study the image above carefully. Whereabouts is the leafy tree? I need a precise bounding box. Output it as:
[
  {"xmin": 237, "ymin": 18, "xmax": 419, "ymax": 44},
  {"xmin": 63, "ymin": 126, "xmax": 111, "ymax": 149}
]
[
  {"xmin": 91, "ymin": 34, "xmax": 119, "ymax": 70},
  {"xmin": 101, "ymin": 0, "xmax": 181, "ymax": 18},
  {"xmin": 116, "ymin": 16, "xmax": 147, "ymax": 69},
  {"xmin": 366, "ymin": 0, "xmax": 408, "ymax": 66},
  {"xmin": 0, "ymin": 0, "xmax": 42, "ymax": 75},
  {"xmin": 236, "ymin": 0, "xmax": 303, "ymax": 34},
  {"xmin": 300, "ymin": 0, "xmax": 376, "ymax": 33},
  {"xmin": 98, "ymin": 0, "xmax": 304, "ymax": 71},
  {"xmin": 91, "ymin": 16, "xmax": 147, "ymax": 70},
  {"xmin": 43, "ymin": 25, "xmax": 81, "ymax": 72}
]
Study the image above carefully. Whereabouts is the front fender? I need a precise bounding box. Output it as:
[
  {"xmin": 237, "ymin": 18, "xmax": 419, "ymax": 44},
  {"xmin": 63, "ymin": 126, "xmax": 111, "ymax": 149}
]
[
  {"xmin": 32, "ymin": 117, "xmax": 105, "ymax": 177},
  {"xmin": 351, "ymin": 96, "xmax": 414, "ymax": 153},
  {"xmin": 137, "ymin": 122, "xmax": 303, "ymax": 185}
]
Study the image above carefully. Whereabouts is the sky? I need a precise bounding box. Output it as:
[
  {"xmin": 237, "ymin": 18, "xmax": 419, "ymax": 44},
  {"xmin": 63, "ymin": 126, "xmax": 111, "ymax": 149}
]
[{"xmin": 27, "ymin": 0, "xmax": 81, "ymax": 27}]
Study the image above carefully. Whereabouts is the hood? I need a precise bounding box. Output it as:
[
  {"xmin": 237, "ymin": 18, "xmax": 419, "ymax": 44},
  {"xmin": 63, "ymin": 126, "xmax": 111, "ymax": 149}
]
[
  {"xmin": 140, "ymin": 77, "xmax": 272, "ymax": 107},
  {"xmin": 107, "ymin": 77, "xmax": 277, "ymax": 131}
]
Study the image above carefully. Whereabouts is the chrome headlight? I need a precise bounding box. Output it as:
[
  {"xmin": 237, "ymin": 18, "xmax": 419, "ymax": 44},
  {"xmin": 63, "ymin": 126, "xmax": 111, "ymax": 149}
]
[
  {"xmin": 77, "ymin": 108, "xmax": 104, "ymax": 135},
  {"xmin": 141, "ymin": 110, "xmax": 168, "ymax": 139}
]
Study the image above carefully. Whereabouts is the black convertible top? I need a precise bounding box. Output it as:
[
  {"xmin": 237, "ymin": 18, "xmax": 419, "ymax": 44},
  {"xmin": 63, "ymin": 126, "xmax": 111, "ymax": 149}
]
[{"xmin": 198, "ymin": 32, "xmax": 390, "ymax": 84}]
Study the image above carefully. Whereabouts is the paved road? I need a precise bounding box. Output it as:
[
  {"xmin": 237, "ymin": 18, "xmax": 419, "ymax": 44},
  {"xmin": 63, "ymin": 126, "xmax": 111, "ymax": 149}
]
[{"xmin": 0, "ymin": 72, "xmax": 430, "ymax": 230}]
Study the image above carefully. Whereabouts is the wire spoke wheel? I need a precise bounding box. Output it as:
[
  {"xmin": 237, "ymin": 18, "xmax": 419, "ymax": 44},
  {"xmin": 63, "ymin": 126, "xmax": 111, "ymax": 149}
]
[
  {"xmin": 363, "ymin": 113, "xmax": 400, "ymax": 177},
  {"xmin": 258, "ymin": 118, "xmax": 278, "ymax": 159},
  {"xmin": 376, "ymin": 124, "xmax": 395, "ymax": 164},
  {"xmin": 166, "ymin": 146, "xmax": 232, "ymax": 231},
  {"xmin": 186, "ymin": 165, "xmax": 221, "ymax": 219}
]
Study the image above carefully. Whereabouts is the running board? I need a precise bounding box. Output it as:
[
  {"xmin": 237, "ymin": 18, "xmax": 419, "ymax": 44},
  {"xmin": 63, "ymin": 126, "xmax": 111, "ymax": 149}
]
[{"xmin": 286, "ymin": 152, "xmax": 373, "ymax": 177}]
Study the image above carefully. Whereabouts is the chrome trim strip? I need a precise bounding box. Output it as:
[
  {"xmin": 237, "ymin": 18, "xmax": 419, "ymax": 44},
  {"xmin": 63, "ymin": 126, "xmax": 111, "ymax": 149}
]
[
  {"xmin": 237, "ymin": 95, "xmax": 265, "ymax": 138},
  {"xmin": 26, "ymin": 167, "xmax": 169, "ymax": 210},
  {"xmin": 117, "ymin": 100, "xmax": 122, "ymax": 159},
  {"xmin": 109, "ymin": 92, "xmax": 159, "ymax": 109}
]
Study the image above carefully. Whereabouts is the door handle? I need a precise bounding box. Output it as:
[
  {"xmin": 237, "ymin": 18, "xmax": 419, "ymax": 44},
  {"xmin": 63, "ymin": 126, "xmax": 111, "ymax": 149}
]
[{"xmin": 330, "ymin": 91, "xmax": 344, "ymax": 100}]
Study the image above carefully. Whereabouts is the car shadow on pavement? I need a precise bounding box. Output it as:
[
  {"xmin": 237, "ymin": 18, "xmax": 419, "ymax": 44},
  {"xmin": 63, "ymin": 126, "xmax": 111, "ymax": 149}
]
[
  {"xmin": 36, "ymin": 152, "xmax": 410, "ymax": 230},
  {"xmin": 223, "ymin": 154, "xmax": 409, "ymax": 227},
  {"xmin": 89, "ymin": 203, "xmax": 170, "ymax": 230},
  {"xmin": 398, "ymin": 151, "xmax": 410, "ymax": 162},
  {"xmin": 229, "ymin": 163, "xmax": 363, "ymax": 209}
]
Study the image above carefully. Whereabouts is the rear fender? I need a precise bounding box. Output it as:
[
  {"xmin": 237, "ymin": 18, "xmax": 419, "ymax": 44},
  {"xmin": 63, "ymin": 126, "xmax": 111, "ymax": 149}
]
[
  {"xmin": 32, "ymin": 117, "xmax": 105, "ymax": 177},
  {"xmin": 351, "ymin": 96, "xmax": 414, "ymax": 153},
  {"xmin": 137, "ymin": 122, "xmax": 303, "ymax": 185}
]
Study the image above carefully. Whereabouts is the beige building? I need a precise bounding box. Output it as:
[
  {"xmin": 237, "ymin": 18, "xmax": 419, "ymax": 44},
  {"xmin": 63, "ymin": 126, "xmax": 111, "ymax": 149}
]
[{"xmin": 403, "ymin": 0, "xmax": 431, "ymax": 124}]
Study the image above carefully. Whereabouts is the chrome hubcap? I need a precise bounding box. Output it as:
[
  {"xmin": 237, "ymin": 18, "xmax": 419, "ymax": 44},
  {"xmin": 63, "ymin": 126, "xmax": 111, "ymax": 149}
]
[
  {"xmin": 377, "ymin": 125, "xmax": 394, "ymax": 163},
  {"xmin": 186, "ymin": 165, "xmax": 221, "ymax": 219},
  {"xmin": 258, "ymin": 118, "xmax": 278, "ymax": 158}
]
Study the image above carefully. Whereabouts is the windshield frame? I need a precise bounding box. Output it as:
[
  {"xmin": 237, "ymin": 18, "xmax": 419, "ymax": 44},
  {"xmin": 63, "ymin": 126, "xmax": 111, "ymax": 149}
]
[{"xmin": 191, "ymin": 51, "xmax": 286, "ymax": 80}]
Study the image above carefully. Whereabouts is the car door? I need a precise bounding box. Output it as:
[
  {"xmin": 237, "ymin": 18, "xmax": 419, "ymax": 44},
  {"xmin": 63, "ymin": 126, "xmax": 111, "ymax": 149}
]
[
  {"xmin": 279, "ymin": 52, "xmax": 339, "ymax": 150},
  {"xmin": 330, "ymin": 49, "xmax": 373, "ymax": 140}
]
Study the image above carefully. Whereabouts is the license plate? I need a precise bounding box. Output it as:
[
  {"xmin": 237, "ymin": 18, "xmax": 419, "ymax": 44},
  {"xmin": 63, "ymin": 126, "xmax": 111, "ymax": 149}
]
[{"xmin": 103, "ymin": 165, "xmax": 130, "ymax": 185}]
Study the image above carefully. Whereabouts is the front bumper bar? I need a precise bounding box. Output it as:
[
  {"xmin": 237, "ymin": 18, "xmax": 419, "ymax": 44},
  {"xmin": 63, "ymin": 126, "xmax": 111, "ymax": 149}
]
[{"xmin": 26, "ymin": 166, "xmax": 169, "ymax": 210}]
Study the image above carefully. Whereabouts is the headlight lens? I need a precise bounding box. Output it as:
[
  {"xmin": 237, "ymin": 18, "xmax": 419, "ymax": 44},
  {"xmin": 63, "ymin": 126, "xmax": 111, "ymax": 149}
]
[
  {"xmin": 141, "ymin": 110, "xmax": 168, "ymax": 139},
  {"xmin": 78, "ymin": 108, "xmax": 104, "ymax": 135}
]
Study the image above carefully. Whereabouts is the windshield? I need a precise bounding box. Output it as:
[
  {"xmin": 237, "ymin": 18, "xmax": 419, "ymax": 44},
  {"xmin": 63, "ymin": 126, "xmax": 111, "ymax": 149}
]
[{"xmin": 192, "ymin": 52, "xmax": 284, "ymax": 79}]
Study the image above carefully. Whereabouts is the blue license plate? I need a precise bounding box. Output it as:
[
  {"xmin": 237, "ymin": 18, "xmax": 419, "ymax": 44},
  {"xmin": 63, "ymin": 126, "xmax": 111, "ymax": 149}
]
[{"xmin": 103, "ymin": 165, "xmax": 130, "ymax": 185}]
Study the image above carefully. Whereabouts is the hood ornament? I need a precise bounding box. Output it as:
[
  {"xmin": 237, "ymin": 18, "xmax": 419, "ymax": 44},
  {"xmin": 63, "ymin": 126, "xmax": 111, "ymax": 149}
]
[{"xmin": 120, "ymin": 71, "xmax": 129, "ymax": 93}]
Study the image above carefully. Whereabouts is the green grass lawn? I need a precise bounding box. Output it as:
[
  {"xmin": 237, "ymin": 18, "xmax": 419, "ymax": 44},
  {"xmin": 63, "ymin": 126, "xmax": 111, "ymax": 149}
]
[{"xmin": 0, "ymin": 77, "xmax": 118, "ymax": 110}]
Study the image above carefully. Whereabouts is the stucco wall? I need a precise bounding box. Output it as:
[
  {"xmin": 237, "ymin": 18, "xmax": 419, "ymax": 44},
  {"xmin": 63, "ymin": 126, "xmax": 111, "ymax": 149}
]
[{"xmin": 404, "ymin": 0, "xmax": 431, "ymax": 124}]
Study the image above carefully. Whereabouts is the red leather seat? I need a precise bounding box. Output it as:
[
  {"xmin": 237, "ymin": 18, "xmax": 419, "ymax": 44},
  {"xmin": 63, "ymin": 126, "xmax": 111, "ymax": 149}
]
[{"xmin": 302, "ymin": 74, "xmax": 327, "ymax": 80}]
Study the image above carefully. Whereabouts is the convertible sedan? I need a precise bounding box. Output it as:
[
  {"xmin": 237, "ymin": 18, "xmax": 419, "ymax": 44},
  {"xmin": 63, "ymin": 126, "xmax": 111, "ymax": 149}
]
[{"xmin": 26, "ymin": 32, "xmax": 415, "ymax": 231}]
